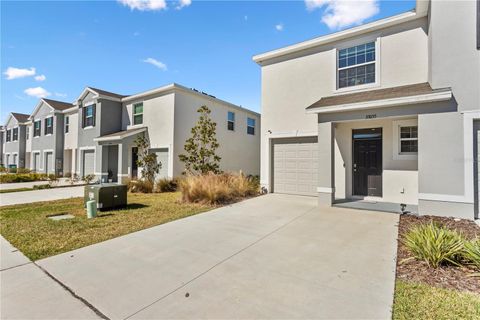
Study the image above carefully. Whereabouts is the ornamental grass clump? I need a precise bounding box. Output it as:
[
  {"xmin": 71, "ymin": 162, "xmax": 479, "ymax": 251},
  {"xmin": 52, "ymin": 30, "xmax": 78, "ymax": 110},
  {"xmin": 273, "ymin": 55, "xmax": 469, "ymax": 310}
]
[
  {"xmin": 403, "ymin": 222, "xmax": 465, "ymax": 268},
  {"xmin": 462, "ymin": 239, "xmax": 480, "ymax": 270},
  {"xmin": 178, "ymin": 172, "xmax": 259, "ymax": 205}
]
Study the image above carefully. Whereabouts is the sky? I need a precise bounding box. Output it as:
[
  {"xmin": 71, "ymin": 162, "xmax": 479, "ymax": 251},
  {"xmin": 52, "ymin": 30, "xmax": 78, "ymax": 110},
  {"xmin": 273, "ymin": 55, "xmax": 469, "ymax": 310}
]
[{"xmin": 1, "ymin": 0, "xmax": 416, "ymax": 122}]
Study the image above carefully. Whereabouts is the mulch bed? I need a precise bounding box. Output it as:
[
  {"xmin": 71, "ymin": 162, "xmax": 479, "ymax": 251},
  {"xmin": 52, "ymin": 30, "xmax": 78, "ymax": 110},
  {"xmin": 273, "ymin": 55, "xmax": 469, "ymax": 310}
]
[{"xmin": 396, "ymin": 214, "xmax": 480, "ymax": 294}]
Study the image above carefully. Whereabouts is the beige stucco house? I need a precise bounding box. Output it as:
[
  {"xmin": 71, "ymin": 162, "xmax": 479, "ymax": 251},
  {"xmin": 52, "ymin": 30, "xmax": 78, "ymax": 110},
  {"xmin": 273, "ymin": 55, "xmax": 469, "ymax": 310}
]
[{"xmin": 254, "ymin": 0, "xmax": 479, "ymax": 220}]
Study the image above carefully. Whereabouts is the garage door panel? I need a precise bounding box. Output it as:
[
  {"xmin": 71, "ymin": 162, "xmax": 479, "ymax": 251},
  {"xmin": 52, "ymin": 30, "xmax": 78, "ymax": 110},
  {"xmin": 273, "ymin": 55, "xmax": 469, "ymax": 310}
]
[{"xmin": 272, "ymin": 137, "xmax": 318, "ymax": 196}]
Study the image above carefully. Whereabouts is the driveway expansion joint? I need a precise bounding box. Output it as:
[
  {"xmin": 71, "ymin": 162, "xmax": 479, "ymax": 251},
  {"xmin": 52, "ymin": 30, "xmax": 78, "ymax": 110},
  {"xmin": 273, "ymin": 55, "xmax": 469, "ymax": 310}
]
[
  {"xmin": 124, "ymin": 205, "xmax": 318, "ymax": 319},
  {"xmin": 34, "ymin": 262, "xmax": 110, "ymax": 320},
  {"xmin": 0, "ymin": 261, "xmax": 33, "ymax": 272}
]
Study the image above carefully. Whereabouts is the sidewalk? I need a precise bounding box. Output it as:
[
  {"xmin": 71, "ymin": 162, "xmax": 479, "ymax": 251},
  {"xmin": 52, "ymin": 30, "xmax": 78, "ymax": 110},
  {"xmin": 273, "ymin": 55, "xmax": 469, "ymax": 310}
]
[{"xmin": 0, "ymin": 236, "xmax": 99, "ymax": 319}]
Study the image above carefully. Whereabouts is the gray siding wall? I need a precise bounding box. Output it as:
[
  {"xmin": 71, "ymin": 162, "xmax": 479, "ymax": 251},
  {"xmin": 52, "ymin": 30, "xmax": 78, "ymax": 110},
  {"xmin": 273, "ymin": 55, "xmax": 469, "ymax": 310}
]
[
  {"xmin": 4, "ymin": 117, "xmax": 26, "ymax": 168},
  {"xmin": 0, "ymin": 131, "xmax": 4, "ymax": 166}
]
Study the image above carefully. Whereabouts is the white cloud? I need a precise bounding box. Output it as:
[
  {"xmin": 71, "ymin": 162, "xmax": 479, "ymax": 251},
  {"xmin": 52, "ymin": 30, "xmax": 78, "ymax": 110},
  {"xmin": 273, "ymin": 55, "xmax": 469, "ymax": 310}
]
[
  {"xmin": 118, "ymin": 0, "xmax": 167, "ymax": 11},
  {"xmin": 176, "ymin": 0, "xmax": 191, "ymax": 9},
  {"xmin": 34, "ymin": 74, "xmax": 46, "ymax": 81},
  {"xmin": 305, "ymin": 0, "xmax": 379, "ymax": 30},
  {"xmin": 275, "ymin": 24, "xmax": 284, "ymax": 31},
  {"xmin": 143, "ymin": 58, "xmax": 167, "ymax": 71},
  {"xmin": 24, "ymin": 87, "xmax": 51, "ymax": 98},
  {"xmin": 133, "ymin": 31, "xmax": 140, "ymax": 36},
  {"xmin": 244, "ymin": 15, "xmax": 248, "ymax": 21},
  {"xmin": 3, "ymin": 67, "xmax": 36, "ymax": 80},
  {"xmin": 55, "ymin": 92, "xmax": 68, "ymax": 98}
]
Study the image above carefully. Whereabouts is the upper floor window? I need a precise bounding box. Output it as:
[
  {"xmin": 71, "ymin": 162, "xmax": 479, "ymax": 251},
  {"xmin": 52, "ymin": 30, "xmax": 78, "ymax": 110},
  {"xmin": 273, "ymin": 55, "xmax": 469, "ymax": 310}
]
[
  {"xmin": 133, "ymin": 102, "xmax": 143, "ymax": 125},
  {"xmin": 83, "ymin": 104, "xmax": 95, "ymax": 128},
  {"xmin": 6, "ymin": 129, "xmax": 11, "ymax": 142},
  {"xmin": 247, "ymin": 117, "xmax": 255, "ymax": 135},
  {"xmin": 45, "ymin": 117, "xmax": 53, "ymax": 135},
  {"xmin": 65, "ymin": 116, "xmax": 69, "ymax": 133},
  {"xmin": 12, "ymin": 128, "xmax": 18, "ymax": 141},
  {"xmin": 338, "ymin": 42, "xmax": 376, "ymax": 89},
  {"xmin": 34, "ymin": 120, "xmax": 41, "ymax": 137},
  {"xmin": 227, "ymin": 111, "xmax": 235, "ymax": 131},
  {"xmin": 399, "ymin": 126, "xmax": 418, "ymax": 154}
]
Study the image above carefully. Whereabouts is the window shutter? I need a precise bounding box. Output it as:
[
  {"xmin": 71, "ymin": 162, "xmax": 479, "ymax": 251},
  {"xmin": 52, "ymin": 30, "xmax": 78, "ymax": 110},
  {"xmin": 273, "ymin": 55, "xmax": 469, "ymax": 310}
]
[
  {"xmin": 82, "ymin": 107, "xmax": 85, "ymax": 128},
  {"xmin": 44, "ymin": 119, "xmax": 47, "ymax": 133},
  {"xmin": 92, "ymin": 104, "xmax": 96, "ymax": 127}
]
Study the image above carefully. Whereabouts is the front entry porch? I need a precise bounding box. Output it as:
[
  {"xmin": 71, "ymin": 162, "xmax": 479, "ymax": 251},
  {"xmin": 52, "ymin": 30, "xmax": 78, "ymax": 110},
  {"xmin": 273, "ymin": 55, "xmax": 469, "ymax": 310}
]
[{"xmin": 334, "ymin": 198, "xmax": 418, "ymax": 214}]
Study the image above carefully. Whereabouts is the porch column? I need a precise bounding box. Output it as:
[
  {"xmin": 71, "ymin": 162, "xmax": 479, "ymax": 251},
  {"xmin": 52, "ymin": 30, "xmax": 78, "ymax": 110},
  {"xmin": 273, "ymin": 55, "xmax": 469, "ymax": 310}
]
[
  {"xmin": 117, "ymin": 143, "xmax": 129, "ymax": 184},
  {"xmin": 72, "ymin": 148, "xmax": 77, "ymax": 176},
  {"xmin": 317, "ymin": 121, "xmax": 334, "ymax": 206}
]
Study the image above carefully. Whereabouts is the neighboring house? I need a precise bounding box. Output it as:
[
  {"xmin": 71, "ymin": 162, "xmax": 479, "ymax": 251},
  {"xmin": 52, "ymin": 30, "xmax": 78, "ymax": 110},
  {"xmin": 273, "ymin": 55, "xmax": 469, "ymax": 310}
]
[
  {"xmin": 253, "ymin": 0, "xmax": 479, "ymax": 220},
  {"xmin": 29, "ymin": 98, "xmax": 73, "ymax": 175},
  {"xmin": 93, "ymin": 83, "xmax": 260, "ymax": 183},
  {"xmin": 3, "ymin": 113, "xmax": 30, "ymax": 168},
  {"xmin": 74, "ymin": 87, "xmax": 126, "ymax": 180}
]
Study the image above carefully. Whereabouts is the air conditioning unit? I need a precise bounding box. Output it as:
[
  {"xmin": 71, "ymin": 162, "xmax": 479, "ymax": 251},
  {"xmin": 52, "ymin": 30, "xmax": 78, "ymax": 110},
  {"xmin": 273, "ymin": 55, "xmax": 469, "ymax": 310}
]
[{"xmin": 84, "ymin": 183, "xmax": 127, "ymax": 211}]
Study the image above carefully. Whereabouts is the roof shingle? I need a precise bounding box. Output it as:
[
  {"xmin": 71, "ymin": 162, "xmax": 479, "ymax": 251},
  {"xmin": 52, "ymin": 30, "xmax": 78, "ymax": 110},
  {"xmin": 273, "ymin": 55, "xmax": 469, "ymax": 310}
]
[
  {"xmin": 43, "ymin": 98, "xmax": 73, "ymax": 111},
  {"xmin": 11, "ymin": 112, "xmax": 30, "ymax": 123}
]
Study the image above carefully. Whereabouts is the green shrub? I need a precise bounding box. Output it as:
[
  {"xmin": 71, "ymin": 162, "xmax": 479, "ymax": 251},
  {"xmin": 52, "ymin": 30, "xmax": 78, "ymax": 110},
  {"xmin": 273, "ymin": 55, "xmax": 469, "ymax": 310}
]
[
  {"xmin": 463, "ymin": 239, "xmax": 480, "ymax": 270},
  {"xmin": 0, "ymin": 173, "xmax": 49, "ymax": 183},
  {"xmin": 33, "ymin": 184, "xmax": 51, "ymax": 190},
  {"xmin": 0, "ymin": 166, "xmax": 6, "ymax": 173},
  {"xmin": 64, "ymin": 172, "xmax": 72, "ymax": 178},
  {"xmin": 8, "ymin": 167, "xmax": 17, "ymax": 174},
  {"xmin": 403, "ymin": 222, "xmax": 465, "ymax": 268},
  {"xmin": 17, "ymin": 168, "xmax": 31, "ymax": 174},
  {"xmin": 155, "ymin": 178, "xmax": 177, "ymax": 193},
  {"xmin": 83, "ymin": 174, "xmax": 96, "ymax": 185},
  {"xmin": 178, "ymin": 172, "xmax": 259, "ymax": 205}
]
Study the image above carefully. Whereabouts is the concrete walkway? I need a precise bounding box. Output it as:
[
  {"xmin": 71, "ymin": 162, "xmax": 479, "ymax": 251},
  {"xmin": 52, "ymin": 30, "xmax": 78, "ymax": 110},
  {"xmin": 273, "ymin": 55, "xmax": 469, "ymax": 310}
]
[
  {"xmin": 0, "ymin": 178, "xmax": 84, "ymax": 191},
  {"xmin": 0, "ymin": 236, "xmax": 99, "ymax": 319},
  {"xmin": 0, "ymin": 186, "xmax": 84, "ymax": 206},
  {"xmin": 37, "ymin": 194, "xmax": 399, "ymax": 319}
]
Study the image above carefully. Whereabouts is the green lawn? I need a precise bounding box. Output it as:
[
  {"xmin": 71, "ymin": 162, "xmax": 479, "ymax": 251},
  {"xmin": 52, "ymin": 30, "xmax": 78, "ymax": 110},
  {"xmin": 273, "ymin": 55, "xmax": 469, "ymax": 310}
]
[
  {"xmin": 393, "ymin": 280, "xmax": 480, "ymax": 320},
  {"xmin": 0, "ymin": 192, "xmax": 212, "ymax": 261}
]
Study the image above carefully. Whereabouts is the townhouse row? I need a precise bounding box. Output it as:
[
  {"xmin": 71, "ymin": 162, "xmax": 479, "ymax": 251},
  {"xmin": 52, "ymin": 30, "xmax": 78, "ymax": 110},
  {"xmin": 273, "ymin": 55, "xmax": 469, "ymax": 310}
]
[{"xmin": 1, "ymin": 84, "xmax": 260, "ymax": 182}]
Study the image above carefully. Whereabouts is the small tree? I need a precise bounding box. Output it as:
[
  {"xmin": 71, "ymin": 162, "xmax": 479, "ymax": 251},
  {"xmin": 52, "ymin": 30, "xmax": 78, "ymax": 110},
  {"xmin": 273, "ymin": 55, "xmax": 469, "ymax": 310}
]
[
  {"xmin": 179, "ymin": 105, "xmax": 221, "ymax": 174},
  {"xmin": 134, "ymin": 134, "xmax": 161, "ymax": 184}
]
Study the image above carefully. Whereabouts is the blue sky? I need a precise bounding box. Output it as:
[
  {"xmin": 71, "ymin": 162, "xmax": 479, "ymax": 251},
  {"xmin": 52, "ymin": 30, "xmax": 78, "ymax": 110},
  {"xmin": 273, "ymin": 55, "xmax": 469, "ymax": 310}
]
[{"xmin": 1, "ymin": 0, "xmax": 415, "ymax": 122}]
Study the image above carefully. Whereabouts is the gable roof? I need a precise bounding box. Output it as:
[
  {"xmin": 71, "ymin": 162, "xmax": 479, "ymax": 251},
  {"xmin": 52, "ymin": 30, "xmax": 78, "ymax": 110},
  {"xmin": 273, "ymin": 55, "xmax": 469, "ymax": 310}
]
[
  {"xmin": 11, "ymin": 112, "xmax": 30, "ymax": 123},
  {"xmin": 87, "ymin": 87, "xmax": 127, "ymax": 99},
  {"xmin": 42, "ymin": 98, "xmax": 73, "ymax": 111}
]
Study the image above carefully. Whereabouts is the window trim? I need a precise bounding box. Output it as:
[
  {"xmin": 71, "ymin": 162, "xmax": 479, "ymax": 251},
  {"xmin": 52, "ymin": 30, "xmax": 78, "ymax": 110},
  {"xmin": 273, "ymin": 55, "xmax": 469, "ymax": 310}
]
[
  {"xmin": 392, "ymin": 119, "xmax": 418, "ymax": 160},
  {"xmin": 227, "ymin": 111, "xmax": 235, "ymax": 131},
  {"xmin": 247, "ymin": 117, "xmax": 256, "ymax": 135},
  {"xmin": 34, "ymin": 120, "xmax": 41, "ymax": 137},
  {"xmin": 65, "ymin": 116, "xmax": 69, "ymax": 133},
  {"xmin": 12, "ymin": 127, "xmax": 19, "ymax": 141},
  {"xmin": 45, "ymin": 116, "xmax": 54, "ymax": 135},
  {"xmin": 132, "ymin": 102, "xmax": 144, "ymax": 126},
  {"xmin": 334, "ymin": 36, "xmax": 381, "ymax": 94},
  {"xmin": 83, "ymin": 104, "xmax": 95, "ymax": 128}
]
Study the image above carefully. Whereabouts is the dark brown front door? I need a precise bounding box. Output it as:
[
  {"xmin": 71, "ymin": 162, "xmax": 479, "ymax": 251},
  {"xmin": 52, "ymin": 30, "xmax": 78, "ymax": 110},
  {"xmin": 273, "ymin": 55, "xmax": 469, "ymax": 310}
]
[
  {"xmin": 353, "ymin": 128, "xmax": 382, "ymax": 197},
  {"xmin": 132, "ymin": 147, "xmax": 138, "ymax": 179}
]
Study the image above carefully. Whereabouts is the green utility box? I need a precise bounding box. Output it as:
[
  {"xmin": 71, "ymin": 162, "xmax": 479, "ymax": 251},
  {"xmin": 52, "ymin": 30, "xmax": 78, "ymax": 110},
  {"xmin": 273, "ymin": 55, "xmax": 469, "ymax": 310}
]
[{"xmin": 84, "ymin": 183, "xmax": 127, "ymax": 211}]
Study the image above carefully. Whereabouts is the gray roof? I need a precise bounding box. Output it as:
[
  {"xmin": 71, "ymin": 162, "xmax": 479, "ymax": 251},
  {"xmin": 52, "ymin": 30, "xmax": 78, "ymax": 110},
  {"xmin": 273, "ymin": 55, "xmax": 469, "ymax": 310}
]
[
  {"xmin": 43, "ymin": 98, "xmax": 73, "ymax": 111},
  {"xmin": 306, "ymin": 83, "xmax": 448, "ymax": 110},
  {"xmin": 88, "ymin": 87, "xmax": 127, "ymax": 99},
  {"xmin": 11, "ymin": 112, "xmax": 30, "ymax": 123}
]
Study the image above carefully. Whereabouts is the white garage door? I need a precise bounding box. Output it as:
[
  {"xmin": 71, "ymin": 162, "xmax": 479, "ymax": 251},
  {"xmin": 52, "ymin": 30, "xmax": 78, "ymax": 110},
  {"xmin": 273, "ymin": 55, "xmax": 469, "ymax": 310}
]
[
  {"xmin": 152, "ymin": 148, "xmax": 169, "ymax": 179},
  {"xmin": 272, "ymin": 137, "xmax": 318, "ymax": 196},
  {"xmin": 82, "ymin": 150, "xmax": 95, "ymax": 177},
  {"xmin": 45, "ymin": 152, "xmax": 53, "ymax": 174},
  {"xmin": 34, "ymin": 153, "xmax": 40, "ymax": 171}
]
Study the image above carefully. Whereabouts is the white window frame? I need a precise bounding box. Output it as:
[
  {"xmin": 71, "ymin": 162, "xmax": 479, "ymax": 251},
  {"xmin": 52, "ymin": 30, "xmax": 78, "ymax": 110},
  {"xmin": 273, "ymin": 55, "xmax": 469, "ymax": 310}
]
[
  {"xmin": 247, "ymin": 117, "xmax": 256, "ymax": 135},
  {"xmin": 227, "ymin": 111, "xmax": 235, "ymax": 131},
  {"xmin": 12, "ymin": 127, "xmax": 18, "ymax": 141},
  {"xmin": 34, "ymin": 120, "xmax": 41, "ymax": 137},
  {"xmin": 84, "ymin": 104, "xmax": 95, "ymax": 128},
  {"xmin": 45, "ymin": 117, "xmax": 54, "ymax": 136},
  {"xmin": 65, "ymin": 116, "xmax": 69, "ymax": 133},
  {"xmin": 132, "ymin": 102, "xmax": 144, "ymax": 126},
  {"xmin": 334, "ymin": 36, "xmax": 381, "ymax": 93},
  {"xmin": 392, "ymin": 119, "xmax": 418, "ymax": 160}
]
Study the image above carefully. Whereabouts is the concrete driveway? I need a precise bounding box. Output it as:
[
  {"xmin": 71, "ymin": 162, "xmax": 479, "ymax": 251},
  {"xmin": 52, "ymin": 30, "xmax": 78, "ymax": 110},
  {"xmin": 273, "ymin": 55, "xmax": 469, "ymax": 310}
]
[
  {"xmin": 37, "ymin": 194, "xmax": 399, "ymax": 319},
  {"xmin": 0, "ymin": 186, "xmax": 84, "ymax": 206}
]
